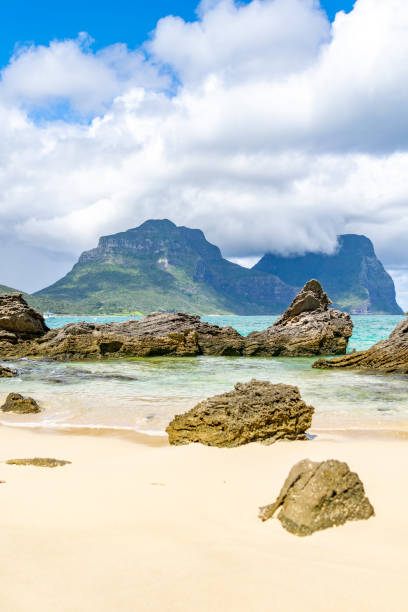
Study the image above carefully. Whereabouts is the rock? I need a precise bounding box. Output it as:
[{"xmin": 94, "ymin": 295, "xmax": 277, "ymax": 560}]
[
  {"xmin": 6, "ymin": 458, "xmax": 71, "ymax": 467},
  {"xmin": 0, "ymin": 393, "xmax": 41, "ymax": 414},
  {"xmin": 166, "ymin": 379, "xmax": 314, "ymax": 447},
  {"xmin": 259, "ymin": 459, "xmax": 374, "ymax": 536},
  {"xmin": 0, "ymin": 293, "xmax": 48, "ymax": 346},
  {"xmin": 0, "ymin": 286, "xmax": 350, "ymax": 360},
  {"xmin": 0, "ymin": 312, "xmax": 245, "ymax": 360},
  {"xmin": 313, "ymin": 316, "xmax": 408, "ymax": 373},
  {"xmin": 244, "ymin": 280, "xmax": 353, "ymax": 356},
  {"xmin": 0, "ymin": 365, "xmax": 17, "ymax": 378}
]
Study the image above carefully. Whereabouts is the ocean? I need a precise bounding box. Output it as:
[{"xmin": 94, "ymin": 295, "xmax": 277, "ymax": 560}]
[{"xmin": 0, "ymin": 314, "xmax": 406, "ymax": 435}]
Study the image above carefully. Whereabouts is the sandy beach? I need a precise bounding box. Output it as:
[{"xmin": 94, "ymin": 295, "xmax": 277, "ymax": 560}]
[{"xmin": 0, "ymin": 425, "xmax": 406, "ymax": 612}]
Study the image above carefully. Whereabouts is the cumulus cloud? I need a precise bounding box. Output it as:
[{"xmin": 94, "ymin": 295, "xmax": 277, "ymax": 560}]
[
  {"xmin": 0, "ymin": 33, "xmax": 168, "ymax": 115},
  {"xmin": 148, "ymin": 0, "xmax": 330, "ymax": 84},
  {"xmin": 0, "ymin": 0, "xmax": 408, "ymax": 306}
]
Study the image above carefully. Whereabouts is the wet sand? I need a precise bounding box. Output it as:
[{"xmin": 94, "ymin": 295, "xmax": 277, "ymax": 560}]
[{"xmin": 0, "ymin": 425, "xmax": 406, "ymax": 611}]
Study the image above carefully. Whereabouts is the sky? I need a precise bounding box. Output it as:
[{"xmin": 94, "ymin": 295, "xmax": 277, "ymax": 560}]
[{"xmin": 2, "ymin": 0, "xmax": 408, "ymax": 308}]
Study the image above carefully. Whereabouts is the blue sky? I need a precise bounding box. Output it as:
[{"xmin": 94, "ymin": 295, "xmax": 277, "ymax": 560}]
[{"xmin": 0, "ymin": 1, "xmax": 354, "ymax": 68}]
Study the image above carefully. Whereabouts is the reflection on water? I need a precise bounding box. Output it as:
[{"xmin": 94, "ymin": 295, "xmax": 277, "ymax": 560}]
[{"xmin": 0, "ymin": 314, "xmax": 406, "ymax": 434}]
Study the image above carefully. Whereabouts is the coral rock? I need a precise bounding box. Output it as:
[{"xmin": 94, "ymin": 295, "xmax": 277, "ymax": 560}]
[
  {"xmin": 166, "ymin": 379, "xmax": 314, "ymax": 447},
  {"xmin": 259, "ymin": 458, "xmax": 374, "ymax": 536},
  {"xmin": 6, "ymin": 458, "xmax": 71, "ymax": 467},
  {"xmin": 1, "ymin": 393, "xmax": 41, "ymax": 414},
  {"xmin": 0, "ymin": 365, "xmax": 17, "ymax": 378}
]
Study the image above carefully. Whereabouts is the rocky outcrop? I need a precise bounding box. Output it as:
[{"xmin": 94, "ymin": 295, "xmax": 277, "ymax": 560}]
[
  {"xmin": 0, "ymin": 393, "xmax": 41, "ymax": 414},
  {"xmin": 0, "ymin": 285, "xmax": 350, "ymax": 360},
  {"xmin": 6, "ymin": 458, "xmax": 71, "ymax": 467},
  {"xmin": 259, "ymin": 459, "xmax": 374, "ymax": 536},
  {"xmin": 244, "ymin": 280, "xmax": 353, "ymax": 356},
  {"xmin": 0, "ymin": 293, "xmax": 48, "ymax": 346},
  {"xmin": 0, "ymin": 311, "xmax": 245, "ymax": 360},
  {"xmin": 0, "ymin": 365, "xmax": 17, "ymax": 377},
  {"xmin": 166, "ymin": 380, "xmax": 314, "ymax": 447},
  {"xmin": 313, "ymin": 316, "xmax": 408, "ymax": 373}
]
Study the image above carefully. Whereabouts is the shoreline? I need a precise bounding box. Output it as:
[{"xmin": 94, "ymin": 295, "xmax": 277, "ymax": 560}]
[
  {"xmin": 0, "ymin": 424, "xmax": 406, "ymax": 611},
  {"xmin": 1, "ymin": 421, "xmax": 408, "ymax": 443}
]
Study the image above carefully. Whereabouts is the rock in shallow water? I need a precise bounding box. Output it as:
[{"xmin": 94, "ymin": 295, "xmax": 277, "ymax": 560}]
[
  {"xmin": 0, "ymin": 282, "xmax": 351, "ymax": 360},
  {"xmin": 0, "ymin": 365, "xmax": 17, "ymax": 378},
  {"xmin": 245, "ymin": 280, "xmax": 353, "ymax": 357},
  {"xmin": 313, "ymin": 316, "xmax": 408, "ymax": 373},
  {"xmin": 0, "ymin": 392, "xmax": 41, "ymax": 414},
  {"xmin": 259, "ymin": 459, "xmax": 374, "ymax": 536},
  {"xmin": 166, "ymin": 379, "xmax": 314, "ymax": 447},
  {"xmin": 6, "ymin": 458, "xmax": 71, "ymax": 467}
]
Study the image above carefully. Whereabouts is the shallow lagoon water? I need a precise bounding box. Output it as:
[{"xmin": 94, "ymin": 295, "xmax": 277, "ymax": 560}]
[{"xmin": 0, "ymin": 315, "xmax": 407, "ymax": 434}]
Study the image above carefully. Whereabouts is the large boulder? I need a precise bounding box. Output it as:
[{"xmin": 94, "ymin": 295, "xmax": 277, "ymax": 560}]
[
  {"xmin": 244, "ymin": 280, "xmax": 353, "ymax": 356},
  {"xmin": 0, "ymin": 365, "xmax": 17, "ymax": 378},
  {"xmin": 0, "ymin": 312, "xmax": 244, "ymax": 360},
  {"xmin": 0, "ymin": 393, "xmax": 41, "ymax": 414},
  {"xmin": 166, "ymin": 379, "xmax": 314, "ymax": 447},
  {"xmin": 259, "ymin": 459, "xmax": 374, "ymax": 536},
  {"xmin": 313, "ymin": 316, "xmax": 408, "ymax": 373},
  {"xmin": 0, "ymin": 293, "xmax": 48, "ymax": 346}
]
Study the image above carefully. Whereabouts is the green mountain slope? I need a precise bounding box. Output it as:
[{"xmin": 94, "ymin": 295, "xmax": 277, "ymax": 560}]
[
  {"xmin": 254, "ymin": 234, "xmax": 403, "ymax": 314},
  {"xmin": 34, "ymin": 220, "xmax": 296, "ymax": 315}
]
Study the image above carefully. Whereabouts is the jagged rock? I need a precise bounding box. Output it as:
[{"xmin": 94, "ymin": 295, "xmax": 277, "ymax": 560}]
[
  {"xmin": 0, "ymin": 365, "xmax": 17, "ymax": 378},
  {"xmin": 0, "ymin": 312, "xmax": 245, "ymax": 360},
  {"xmin": 244, "ymin": 280, "xmax": 353, "ymax": 356},
  {"xmin": 6, "ymin": 458, "xmax": 71, "ymax": 467},
  {"xmin": 313, "ymin": 316, "xmax": 408, "ymax": 373},
  {"xmin": 166, "ymin": 379, "xmax": 314, "ymax": 447},
  {"xmin": 0, "ymin": 293, "xmax": 48, "ymax": 347},
  {"xmin": 0, "ymin": 286, "xmax": 350, "ymax": 360},
  {"xmin": 0, "ymin": 393, "xmax": 41, "ymax": 414},
  {"xmin": 259, "ymin": 459, "xmax": 374, "ymax": 536}
]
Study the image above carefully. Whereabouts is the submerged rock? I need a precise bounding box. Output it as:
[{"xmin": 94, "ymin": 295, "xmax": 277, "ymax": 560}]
[
  {"xmin": 6, "ymin": 457, "xmax": 71, "ymax": 467},
  {"xmin": 244, "ymin": 280, "xmax": 353, "ymax": 357},
  {"xmin": 0, "ymin": 365, "xmax": 17, "ymax": 377},
  {"xmin": 166, "ymin": 379, "xmax": 314, "ymax": 447},
  {"xmin": 313, "ymin": 316, "xmax": 408, "ymax": 373},
  {"xmin": 259, "ymin": 458, "xmax": 374, "ymax": 536},
  {"xmin": 0, "ymin": 392, "xmax": 41, "ymax": 414},
  {"xmin": 0, "ymin": 293, "xmax": 48, "ymax": 346}
]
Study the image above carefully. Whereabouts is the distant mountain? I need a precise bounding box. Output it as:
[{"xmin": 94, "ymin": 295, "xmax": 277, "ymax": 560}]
[
  {"xmin": 34, "ymin": 220, "xmax": 296, "ymax": 315},
  {"xmin": 28, "ymin": 224, "xmax": 402, "ymax": 315},
  {"xmin": 254, "ymin": 234, "xmax": 403, "ymax": 314}
]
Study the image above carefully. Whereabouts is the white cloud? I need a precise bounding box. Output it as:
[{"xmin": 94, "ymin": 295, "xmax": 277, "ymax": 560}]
[
  {"xmin": 149, "ymin": 0, "xmax": 330, "ymax": 85},
  {"xmin": 0, "ymin": 0, "xmax": 408, "ymax": 305},
  {"xmin": 0, "ymin": 33, "xmax": 168, "ymax": 115}
]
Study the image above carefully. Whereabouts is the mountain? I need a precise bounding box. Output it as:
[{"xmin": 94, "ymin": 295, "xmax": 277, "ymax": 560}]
[
  {"xmin": 253, "ymin": 234, "xmax": 403, "ymax": 314},
  {"xmin": 32, "ymin": 224, "xmax": 402, "ymax": 315},
  {"xmin": 34, "ymin": 220, "xmax": 296, "ymax": 315}
]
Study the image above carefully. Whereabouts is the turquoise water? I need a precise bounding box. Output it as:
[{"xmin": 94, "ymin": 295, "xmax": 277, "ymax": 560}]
[{"xmin": 0, "ymin": 315, "xmax": 407, "ymax": 434}]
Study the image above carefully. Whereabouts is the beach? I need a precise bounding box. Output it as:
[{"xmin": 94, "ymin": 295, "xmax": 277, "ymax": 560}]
[{"xmin": 0, "ymin": 425, "xmax": 406, "ymax": 612}]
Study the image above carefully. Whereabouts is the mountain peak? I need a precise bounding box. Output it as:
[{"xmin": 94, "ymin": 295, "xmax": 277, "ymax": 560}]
[{"xmin": 254, "ymin": 233, "xmax": 402, "ymax": 314}]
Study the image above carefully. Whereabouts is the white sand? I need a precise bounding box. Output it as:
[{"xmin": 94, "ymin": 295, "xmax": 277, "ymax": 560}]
[{"xmin": 0, "ymin": 426, "xmax": 406, "ymax": 612}]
